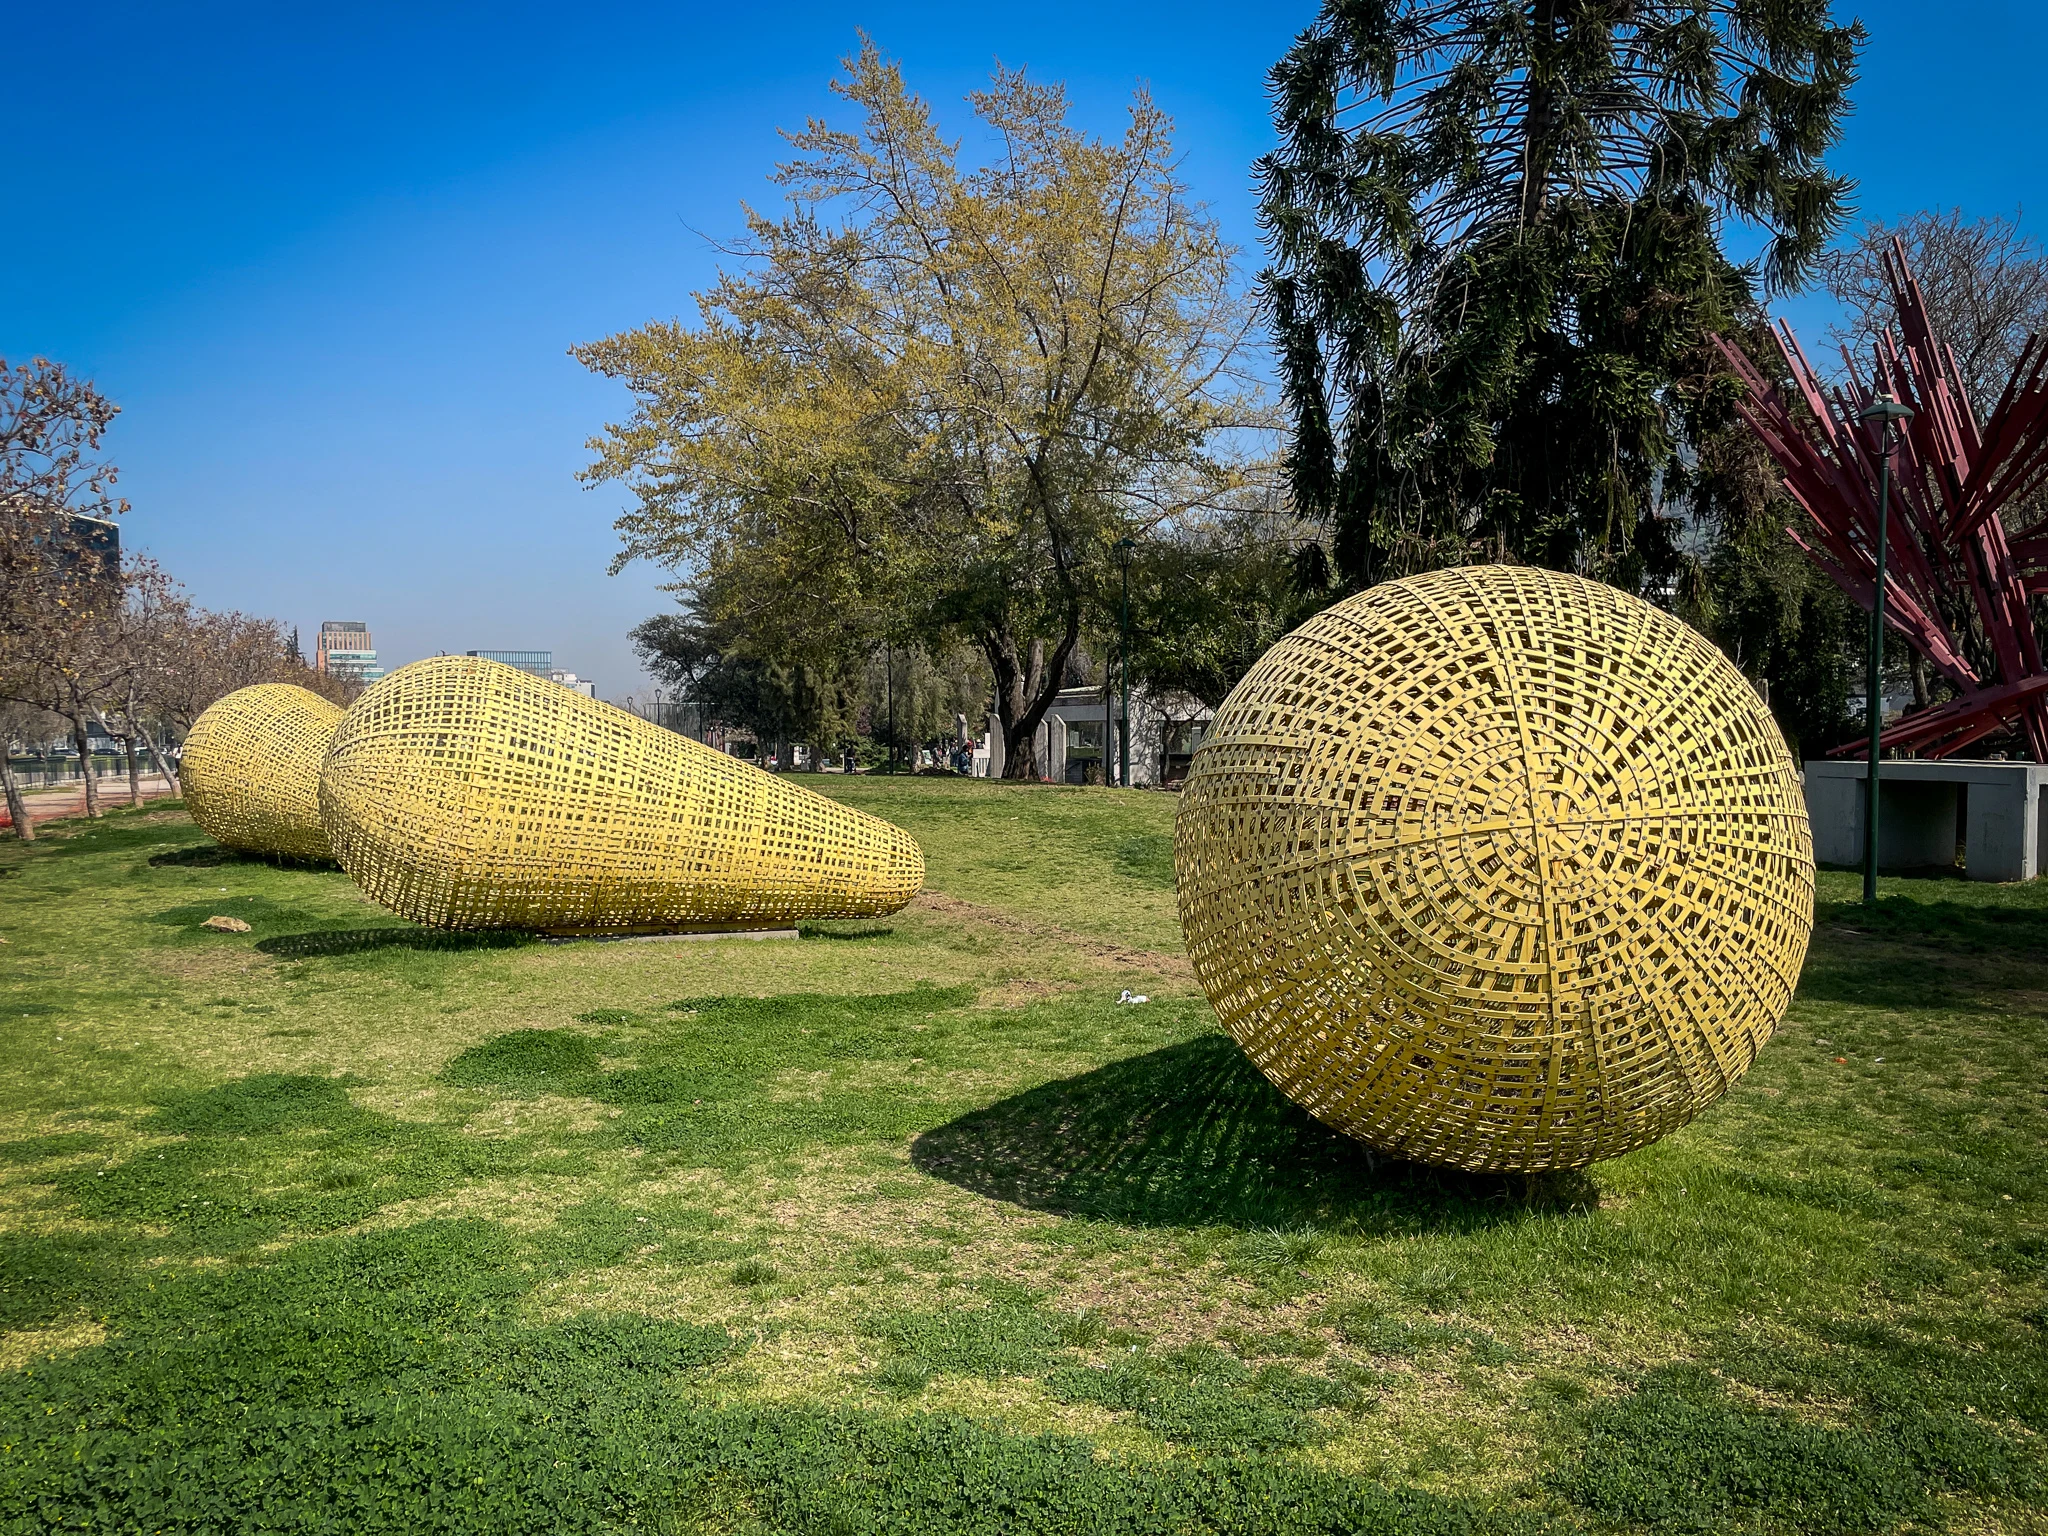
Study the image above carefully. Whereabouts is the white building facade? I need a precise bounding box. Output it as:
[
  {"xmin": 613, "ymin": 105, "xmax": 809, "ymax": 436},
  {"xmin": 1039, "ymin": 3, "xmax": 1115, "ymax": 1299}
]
[{"xmin": 970, "ymin": 685, "xmax": 1212, "ymax": 786}]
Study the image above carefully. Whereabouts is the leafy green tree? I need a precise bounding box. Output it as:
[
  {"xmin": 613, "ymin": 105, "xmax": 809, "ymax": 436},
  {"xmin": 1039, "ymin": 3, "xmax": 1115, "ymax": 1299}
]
[
  {"xmin": 862, "ymin": 643, "xmax": 990, "ymax": 769},
  {"xmin": 577, "ymin": 42, "xmax": 1266, "ymax": 779},
  {"xmin": 1260, "ymin": 0, "xmax": 1861, "ymax": 592},
  {"xmin": 632, "ymin": 581, "xmax": 865, "ymax": 768},
  {"xmin": 1123, "ymin": 511, "xmax": 1321, "ymax": 711}
]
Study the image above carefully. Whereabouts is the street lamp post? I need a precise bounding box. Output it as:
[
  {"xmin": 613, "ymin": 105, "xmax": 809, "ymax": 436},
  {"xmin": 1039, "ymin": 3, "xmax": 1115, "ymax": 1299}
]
[
  {"xmin": 885, "ymin": 641, "xmax": 896, "ymax": 774},
  {"xmin": 1113, "ymin": 537, "xmax": 1136, "ymax": 787},
  {"xmin": 1856, "ymin": 393, "xmax": 1914, "ymax": 907}
]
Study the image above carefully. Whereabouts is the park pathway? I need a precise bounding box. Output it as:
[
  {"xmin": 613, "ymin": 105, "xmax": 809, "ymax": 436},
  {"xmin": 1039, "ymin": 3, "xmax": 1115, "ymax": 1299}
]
[{"xmin": 0, "ymin": 774, "xmax": 178, "ymax": 831}]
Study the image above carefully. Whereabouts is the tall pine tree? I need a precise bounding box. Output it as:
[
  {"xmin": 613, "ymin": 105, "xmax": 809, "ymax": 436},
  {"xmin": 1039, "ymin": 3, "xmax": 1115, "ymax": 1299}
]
[{"xmin": 1260, "ymin": 0, "xmax": 1861, "ymax": 593}]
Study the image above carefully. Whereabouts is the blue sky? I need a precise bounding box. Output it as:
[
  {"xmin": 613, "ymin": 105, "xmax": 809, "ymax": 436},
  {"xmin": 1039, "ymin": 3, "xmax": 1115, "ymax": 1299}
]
[{"xmin": 9, "ymin": 2, "xmax": 2044, "ymax": 698}]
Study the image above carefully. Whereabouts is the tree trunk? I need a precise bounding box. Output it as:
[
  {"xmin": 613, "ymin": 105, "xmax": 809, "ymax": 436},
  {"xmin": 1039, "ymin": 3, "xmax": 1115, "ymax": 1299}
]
[
  {"xmin": 988, "ymin": 634, "xmax": 1041, "ymax": 780},
  {"xmin": 1909, "ymin": 651, "xmax": 1930, "ymax": 710},
  {"xmin": 137, "ymin": 723, "xmax": 180, "ymax": 796},
  {"xmin": 71, "ymin": 719, "xmax": 101, "ymax": 818},
  {"xmin": 123, "ymin": 736, "xmax": 142, "ymax": 805},
  {"xmin": 986, "ymin": 608, "xmax": 1082, "ymax": 781},
  {"xmin": 0, "ymin": 753, "xmax": 33, "ymax": 842}
]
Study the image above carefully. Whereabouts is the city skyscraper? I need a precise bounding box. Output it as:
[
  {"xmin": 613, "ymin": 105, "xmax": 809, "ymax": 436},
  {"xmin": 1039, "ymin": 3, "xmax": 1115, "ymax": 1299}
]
[{"xmin": 317, "ymin": 620, "xmax": 385, "ymax": 684}]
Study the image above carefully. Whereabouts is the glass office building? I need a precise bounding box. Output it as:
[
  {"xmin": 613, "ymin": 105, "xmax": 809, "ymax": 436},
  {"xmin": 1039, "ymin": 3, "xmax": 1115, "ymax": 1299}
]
[
  {"xmin": 323, "ymin": 649, "xmax": 385, "ymax": 684},
  {"xmin": 318, "ymin": 622, "xmax": 384, "ymax": 683},
  {"xmin": 466, "ymin": 650, "xmax": 553, "ymax": 676}
]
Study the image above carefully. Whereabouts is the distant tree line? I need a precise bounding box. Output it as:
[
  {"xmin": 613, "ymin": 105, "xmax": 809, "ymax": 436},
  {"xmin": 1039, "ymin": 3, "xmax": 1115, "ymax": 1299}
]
[{"xmin": 0, "ymin": 356, "xmax": 355, "ymax": 839}]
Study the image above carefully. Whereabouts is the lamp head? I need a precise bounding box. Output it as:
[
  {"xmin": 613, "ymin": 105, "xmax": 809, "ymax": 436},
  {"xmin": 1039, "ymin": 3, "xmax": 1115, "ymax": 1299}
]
[{"xmin": 1857, "ymin": 393, "xmax": 1915, "ymax": 426}]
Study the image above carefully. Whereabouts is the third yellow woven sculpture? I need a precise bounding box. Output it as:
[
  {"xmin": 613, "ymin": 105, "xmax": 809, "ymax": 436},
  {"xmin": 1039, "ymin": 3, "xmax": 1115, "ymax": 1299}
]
[
  {"xmin": 182, "ymin": 683, "xmax": 344, "ymax": 861},
  {"xmin": 320, "ymin": 655, "xmax": 924, "ymax": 932},
  {"xmin": 1175, "ymin": 566, "xmax": 1813, "ymax": 1173}
]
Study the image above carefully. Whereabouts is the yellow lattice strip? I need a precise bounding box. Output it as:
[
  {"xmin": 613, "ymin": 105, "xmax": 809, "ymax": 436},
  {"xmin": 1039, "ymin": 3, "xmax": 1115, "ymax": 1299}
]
[
  {"xmin": 319, "ymin": 655, "xmax": 924, "ymax": 933},
  {"xmin": 1174, "ymin": 566, "xmax": 1814, "ymax": 1174},
  {"xmin": 181, "ymin": 684, "xmax": 345, "ymax": 861}
]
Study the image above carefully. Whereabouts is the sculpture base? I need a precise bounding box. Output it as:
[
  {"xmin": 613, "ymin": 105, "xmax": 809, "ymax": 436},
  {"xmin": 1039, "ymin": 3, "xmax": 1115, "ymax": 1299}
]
[{"xmin": 542, "ymin": 925, "xmax": 800, "ymax": 944}]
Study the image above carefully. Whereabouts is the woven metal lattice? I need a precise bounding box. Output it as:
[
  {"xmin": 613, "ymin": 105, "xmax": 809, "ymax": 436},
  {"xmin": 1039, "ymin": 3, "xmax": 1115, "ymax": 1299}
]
[
  {"xmin": 1175, "ymin": 566, "xmax": 1813, "ymax": 1173},
  {"xmin": 181, "ymin": 684, "xmax": 345, "ymax": 861},
  {"xmin": 319, "ymin": 655, "xmax": 924, "ymax": 933}
]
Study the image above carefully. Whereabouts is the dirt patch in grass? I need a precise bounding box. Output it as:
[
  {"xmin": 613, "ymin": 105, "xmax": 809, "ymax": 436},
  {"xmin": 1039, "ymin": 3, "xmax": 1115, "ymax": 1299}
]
[
  {"xmin": 910, "ymin": 891, "xmax": 1192, "ymax": 983},
  {"xmin": 356, "ymin": 1173, "xmax": 609, "ymax": 1233}
]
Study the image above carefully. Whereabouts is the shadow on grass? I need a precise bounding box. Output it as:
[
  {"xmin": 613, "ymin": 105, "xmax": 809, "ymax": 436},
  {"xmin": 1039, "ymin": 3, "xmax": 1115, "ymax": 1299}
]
[
  {"xmin": 798, "ymin": 924, "xmax": 895, "ymax": 941},
  {"xmin": 912, "ymin": 1034, "xmax": 1592, "ymax": 1234},
  {"xmin": 40, "ymin": 815, "xmax": 198, "ymax": 858},
  {"xmin": 148, "ymin": 842, "xmax": 339, "ymax": 872},
  {"xmin": 256, "ymin": 927, "xmax": 538, "ymax": 958},
  {"xmin": 1813, "ymin": 893, "xmax": 2048, "ymax": 954}
]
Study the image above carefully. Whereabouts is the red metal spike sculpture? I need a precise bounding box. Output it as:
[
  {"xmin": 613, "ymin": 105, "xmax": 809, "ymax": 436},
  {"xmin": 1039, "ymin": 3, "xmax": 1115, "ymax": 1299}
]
[{"xmin": 1715, "ymin": 241, "xmax": 2048, "ymax": 761}]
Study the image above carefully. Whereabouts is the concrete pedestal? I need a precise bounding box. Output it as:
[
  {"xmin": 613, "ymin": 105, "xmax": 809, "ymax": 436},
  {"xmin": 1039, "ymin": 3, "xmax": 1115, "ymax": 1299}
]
[
  {"xmin": 985, "ymin": 713, "xmax": 1006, "ymax": 779},
  {"xmin": 1803, "ymin": 758, "xmax": 2047, "ymax": 881}
]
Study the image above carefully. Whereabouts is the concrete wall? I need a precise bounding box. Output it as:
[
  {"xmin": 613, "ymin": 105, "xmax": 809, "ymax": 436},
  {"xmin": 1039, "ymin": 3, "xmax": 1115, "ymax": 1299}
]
[
  {"xmin": 1804, "ymin": 759, "xmax": 2045, "ymax": 881},
  {"xmin": 1038, "ymin": 687, "xmax": 1210, "ymax": 787}
]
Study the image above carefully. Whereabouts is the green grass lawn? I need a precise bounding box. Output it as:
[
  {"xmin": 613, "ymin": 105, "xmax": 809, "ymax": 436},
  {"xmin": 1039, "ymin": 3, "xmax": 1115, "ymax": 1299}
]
[{"xmin": 0, "ymin": 779, "xmax": 2041, "ymax": 1534}]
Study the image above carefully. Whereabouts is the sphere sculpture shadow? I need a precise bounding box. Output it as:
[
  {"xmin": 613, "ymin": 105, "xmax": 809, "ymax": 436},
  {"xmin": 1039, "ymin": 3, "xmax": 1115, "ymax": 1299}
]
[
  {"xmin": 319, "ymin": 655, "xmax": 924, "ymax": 933},
  {"xmin": 182, "ymin": 684, "xmax": 345, "ymax": 861},
  {"xmin": 1175, "ymin": 566, "xmax": 1814, "ymax": 1173}
]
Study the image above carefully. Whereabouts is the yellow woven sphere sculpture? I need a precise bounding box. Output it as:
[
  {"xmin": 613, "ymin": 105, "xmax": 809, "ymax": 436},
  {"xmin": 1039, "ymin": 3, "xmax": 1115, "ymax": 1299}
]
[
  {"xmin": 1175, "ymin": 566, "xmax": 1813, "ymax": 1173},
  {"xmin": 182, "ymin": 684, "xmax": 345, "ymax": 861},
  {"xmin": 319, "ymin": 655, "xmax": 924, "ymax": 933}
]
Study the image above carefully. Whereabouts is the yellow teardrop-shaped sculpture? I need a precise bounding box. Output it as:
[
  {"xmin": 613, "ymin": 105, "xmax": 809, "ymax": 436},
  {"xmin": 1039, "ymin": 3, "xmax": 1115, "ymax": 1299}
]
[
  {"xmin": 1175, "ymin": 566, "xmax": 1814, "ymax": 1174},
  {"xmin": 319, "ymin": 655, "xmax": 924, "ymax": 933},
  {"xmin": 182, "ymin": 684, "xmax": 345, "ymax": 861}
]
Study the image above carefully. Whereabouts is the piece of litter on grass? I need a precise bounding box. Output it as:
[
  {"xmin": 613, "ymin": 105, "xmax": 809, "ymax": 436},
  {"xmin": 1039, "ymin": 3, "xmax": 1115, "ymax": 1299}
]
[
  {"xmin": 1117, "ymin": 990, "xmax": 1150, "ymax": 1005},
  {"xmin": 1834, "ymin": 1056, "xmax": 1848, "ymax": 1064}
]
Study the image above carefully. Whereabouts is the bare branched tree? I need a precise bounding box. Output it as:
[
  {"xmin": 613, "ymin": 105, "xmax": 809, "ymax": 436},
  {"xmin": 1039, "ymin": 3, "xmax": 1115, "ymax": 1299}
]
[
  {"xmin": 1, "ymin": 359, "xmax": 351, "ymax": 834},
  {"xmin": 88, "ymin": 561, "xmax": 188, "ymax": 802},
  {"xmin": 1819, "ymin": 208, "xmax": 2048, "ymax": 411},
  {"xmin": 1, "ymin": 571, "xmax": 135, "ymax": 820},
  {"xmin": 0, "ymin": 357, "xmax": 130, "ymax": 830},
  {"xmin": 0, "ymin": 703, "xmax": 67, "ymax": 838},
  {"xmin": 145, "ymin": 603, "xmax": 361, "ymax": 746},
  {"xmin": 0, "ymin": 357, "xmax": 127, "ymax": 545}
]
